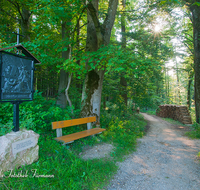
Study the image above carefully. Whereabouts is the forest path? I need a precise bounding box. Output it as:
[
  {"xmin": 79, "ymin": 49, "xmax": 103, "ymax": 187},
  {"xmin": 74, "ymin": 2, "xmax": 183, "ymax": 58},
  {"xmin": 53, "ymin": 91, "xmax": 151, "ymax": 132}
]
[{"xmin": 106, "ymin": 113, "xmax": 200, "ymax": 190}]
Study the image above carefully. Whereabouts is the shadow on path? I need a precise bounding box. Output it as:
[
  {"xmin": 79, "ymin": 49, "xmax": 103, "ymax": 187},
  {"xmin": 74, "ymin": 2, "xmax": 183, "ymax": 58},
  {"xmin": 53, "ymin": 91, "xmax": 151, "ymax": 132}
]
[{"xmin": 106, "ymin": 113, "xmax": 200, "ymax": 190}]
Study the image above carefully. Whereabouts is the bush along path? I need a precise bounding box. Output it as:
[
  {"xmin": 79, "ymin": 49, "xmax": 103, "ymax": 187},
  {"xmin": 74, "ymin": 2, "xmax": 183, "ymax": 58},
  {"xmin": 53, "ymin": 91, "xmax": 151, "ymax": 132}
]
[{"xmin": 106, "ymin": 113, "xmax": 200, "ymax": 190}]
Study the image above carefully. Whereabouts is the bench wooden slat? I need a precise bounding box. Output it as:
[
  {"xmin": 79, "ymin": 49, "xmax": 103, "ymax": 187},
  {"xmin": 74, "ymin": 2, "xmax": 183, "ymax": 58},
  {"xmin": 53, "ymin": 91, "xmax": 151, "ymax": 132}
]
[
  {"xmin": 55, "ymin": 128, "xmax": 106, "ymax": 143},
  {"xmin": 52, "ymin": 116, "xmax": 96, "ymax": 129}
]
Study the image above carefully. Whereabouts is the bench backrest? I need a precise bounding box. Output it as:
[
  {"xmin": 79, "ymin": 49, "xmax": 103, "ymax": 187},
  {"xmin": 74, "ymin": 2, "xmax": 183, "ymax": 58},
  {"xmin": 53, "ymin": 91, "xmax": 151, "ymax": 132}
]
[{"xmin": 52, "ymin": 116, "xmax": 96, "ymax": 129}]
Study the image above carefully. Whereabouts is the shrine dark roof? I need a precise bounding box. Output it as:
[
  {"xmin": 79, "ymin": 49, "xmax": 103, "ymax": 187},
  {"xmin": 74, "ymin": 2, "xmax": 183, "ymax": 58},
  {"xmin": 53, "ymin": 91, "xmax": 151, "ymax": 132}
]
[{"xmin": 0, "ymin": 44, "xmax": 41, "ymax": 64}]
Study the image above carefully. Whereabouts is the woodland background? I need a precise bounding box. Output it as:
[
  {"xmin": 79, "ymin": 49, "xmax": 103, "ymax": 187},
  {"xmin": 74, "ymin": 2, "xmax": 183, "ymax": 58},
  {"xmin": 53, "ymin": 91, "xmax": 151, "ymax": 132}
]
[
  {"xmin": 1, "ymin": 0, "xmax": 200, "ymax": 189},
  {"xmin": 0, "ymin": 0, "xmax": 199, "ymax": 122}
]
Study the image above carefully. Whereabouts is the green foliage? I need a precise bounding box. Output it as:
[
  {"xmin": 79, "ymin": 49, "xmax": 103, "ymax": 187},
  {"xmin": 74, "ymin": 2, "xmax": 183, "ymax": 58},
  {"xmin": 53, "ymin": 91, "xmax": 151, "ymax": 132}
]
[
  {"xmin": 0, "ymin": 0, "xmax": 184, "ymax": 112},
  {"xmin": 0, "ymin": 103, "xmax": 13, "ymax": 124},
  {"xmin": 141, "ymin": 109, "xmax": 156, "ymax": 115},
  {"xmin": 0, "ymin": 103, "xmax": 14, "ymax": 136},
  {"xmin": 193, "ymin": 2, "xmax": 200, "ymax": 6},
  {"xmin": 0, "ymin": 121, "xmax": 13, "ymax": 137},
  {"xmin": 133, "ymin": 95, "xmax": 164, "ymax": 109},
  {"xmin": 185, "ymin": 123, "xmax": 200, "ymax": 139},
  {"xmin": 190, "ymin": 107, "xmax": 196, "ymax": 123},
  {"xmin": 0, "ymin": 96, "xmax": 147, "ymax": 190},
  {"xmin": 160, "ymin": 0, "xmax": 181, "ymax": 5},
  {"xmin": 0, "ymin": 91, "xmax": 71, "ymax": 135},
  {"xmin": 103, "ymin": 116, "xmax": 144, "ymax": 144},
  {"xmin": 100, "ymin": 105, "xmax": 146, "ymax": 158}
]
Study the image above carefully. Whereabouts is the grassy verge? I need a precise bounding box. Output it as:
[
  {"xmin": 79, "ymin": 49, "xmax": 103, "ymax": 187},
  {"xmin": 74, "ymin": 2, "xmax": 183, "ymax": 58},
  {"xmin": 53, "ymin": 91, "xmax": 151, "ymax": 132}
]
[
  {"xmin": 0, "ymin": 97, "xmax": 147, "ymax": 190},
  {"xmin": 162, "ymin": 117, "xmax": 187, "ymax": 126},
  {"xmin": 140, "ymin": 109, "xmax": 156, "ymax": 115},
  {"xmin": 190, "ymin": 106, "xmax": 196, "ymax": 123},
  {"xmin": 184, "ymin": 106, "xmax": 200, "ymax": 139},
  {"xmin": 1, "ymin": 135, "xmax": 117, "ymax": 190},
  {"xmin": 185, "ymin": 123, "xmax": 200, "ymax": 139},
  {"xmin": 153, "ymin": 106, "xmax": 200, "ymax": 140}
]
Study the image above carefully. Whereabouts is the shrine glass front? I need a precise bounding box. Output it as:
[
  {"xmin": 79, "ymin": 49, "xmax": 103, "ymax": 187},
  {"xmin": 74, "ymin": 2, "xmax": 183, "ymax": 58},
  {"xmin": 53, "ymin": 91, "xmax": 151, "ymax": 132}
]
[{"xmin": 0, "ymin": 51, "xmax": 34, "ymax": 102}]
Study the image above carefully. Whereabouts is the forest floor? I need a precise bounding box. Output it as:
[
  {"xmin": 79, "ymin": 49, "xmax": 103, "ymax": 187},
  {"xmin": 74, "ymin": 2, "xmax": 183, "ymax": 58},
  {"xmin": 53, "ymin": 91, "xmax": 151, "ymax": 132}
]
[{"xmin": 103, "ymin": 113, "xmax": 200, "ymax": 190}]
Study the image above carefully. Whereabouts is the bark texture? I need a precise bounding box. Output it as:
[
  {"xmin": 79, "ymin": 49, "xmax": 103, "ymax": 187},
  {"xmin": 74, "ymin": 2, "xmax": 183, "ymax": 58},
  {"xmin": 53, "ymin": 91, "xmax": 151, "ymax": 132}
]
[
  {"xmin": 21, "ymin": 7, "xmax": 31, "ymax": 41},
  {"xmin": 120, "ymin": 0, "xmax": 127, "ymax": 106},
  {"xmin": 57, "ymin": 21, "xmax": 70, "ymax": 108},
  {"xmin": 175, "ymin": 60, "xmax": 181, "ymax": 105},
  {"xmin": 190, "ymin": 3, "xmax": 200, "ymax": 123},
  {"xmin": 81, "ymin": 0, "xmax": 118, "ymax": 123},
  {"xmin": 187, "ymin": 71, "xmax": 193, "ymax": 110}
]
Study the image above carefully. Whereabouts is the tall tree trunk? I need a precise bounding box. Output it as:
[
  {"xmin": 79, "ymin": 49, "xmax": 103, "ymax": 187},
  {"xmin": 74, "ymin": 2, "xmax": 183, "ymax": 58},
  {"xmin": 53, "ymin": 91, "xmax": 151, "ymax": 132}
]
[
  {"xmin": 21, "ymin": 7, "xmax": 31, "ymax": 41},
  {"xmin": 81, "ymin": 0, "xmax": 118, "ymax": 123},
  {"xmin": 191, "ymin": 3, "xmax": 200, "ymax": 123},
  {"xmin": 175, "ymin": 59, "xmax": 181, "ymax": 105},
  {"xmin": 187, "ymin": 72, "xmax": 193, "ymax": 110},
  {"xmin": 164, "ymin": 67, "xmax": 169, "ymax": 100},
  {"xmin": 120, "ymin": 75, "xmax": 127, "ymax": 105},
  {"xmin": 76, "ymin": 19, "xmax": 82, "ymax": 94},
  {"xmin": 81, "ymin": 69, "xmax": 105, "ymax": 122},
  {"xmin": 120, "ymin": 0, "xmax": 127, "ymax": 106},
  {"xmin": 57, "ymin": 21, "xmax": 70, "ymax": 108}
]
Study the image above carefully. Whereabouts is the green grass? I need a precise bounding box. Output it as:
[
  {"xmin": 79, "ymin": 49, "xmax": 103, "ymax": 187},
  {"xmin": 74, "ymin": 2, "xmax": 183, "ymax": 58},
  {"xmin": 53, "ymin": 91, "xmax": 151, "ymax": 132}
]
[
  {"xmin": 146, "ymin": 110, "xmax": 156, "ymax": 115},
  {"xmin": 0, "ymin": 101, "xmax": 147, "ymax": 190},
  {"xmin": 185, "ymin": 123, "xmax": 200, "ymax": 139},
  {"xmin": 157, "ymin": 106, "xmax": 200, "ymax": 140},
  {"xmin": 152, "ymin": 106, "xmax": 200, "ymax": 140},
  {"xmin": 140, "ymin": 108, "xmax": 156, "ymax": 115},
  {"xmin": 1, "ymin": 135, "xmax": 117, "ymax": 190},
  {"xmin": 162, "ymin": 117, "xmax": 187, "ymax": 126},
  {"xmin": 184, "ymin": 106, "xmax": 200, "ymax": 139},
  {"xmin": 190, "ymin": 106, "xmax": 196, "ymax": 123}
]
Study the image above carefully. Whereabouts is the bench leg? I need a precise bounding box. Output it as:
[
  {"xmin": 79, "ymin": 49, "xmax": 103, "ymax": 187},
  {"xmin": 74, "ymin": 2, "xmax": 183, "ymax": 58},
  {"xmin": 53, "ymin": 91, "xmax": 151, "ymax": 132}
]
[
  {"xmin": 87, "ymin": 122, "xmax": 92, "ymax": 130},
  {"xmin": 56, "ymin": 128, "xmax": 62, "ymax": 137}
]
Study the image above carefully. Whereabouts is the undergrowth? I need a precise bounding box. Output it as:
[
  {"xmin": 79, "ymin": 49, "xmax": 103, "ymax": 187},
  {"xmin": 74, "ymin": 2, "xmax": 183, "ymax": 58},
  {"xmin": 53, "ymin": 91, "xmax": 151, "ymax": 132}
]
[
  {"xmin": 0, "ymin": 91, "xmax": 75, "ymax": 136},
  {"xmin": 185, "ymin": 123, "xmax": 200, "ymax": 139},
  {"xmin": 185, "ymin": 107, "xmax": 200, "ymax": 139},
  {"xmin": 156, "ymin": 107, "xmax": 200, "ymax": 140},
  {"xmin": 140, "ymin": 109, "xmax": 156, "ymax": 115},
  {"xmin": 0, "ymin": 92, "xmax": 147, "ymax": 189},
  {"xmin": 162, "ymin": 117, "xmax": 186, "ymax": 126}
]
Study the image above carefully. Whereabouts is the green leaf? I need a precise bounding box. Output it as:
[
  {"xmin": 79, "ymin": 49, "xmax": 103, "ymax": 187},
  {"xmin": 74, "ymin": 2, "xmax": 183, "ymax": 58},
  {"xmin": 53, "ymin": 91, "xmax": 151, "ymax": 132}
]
[{"xmin": 193, "ymin": 2, "xmax": 200, "ymax": 6}]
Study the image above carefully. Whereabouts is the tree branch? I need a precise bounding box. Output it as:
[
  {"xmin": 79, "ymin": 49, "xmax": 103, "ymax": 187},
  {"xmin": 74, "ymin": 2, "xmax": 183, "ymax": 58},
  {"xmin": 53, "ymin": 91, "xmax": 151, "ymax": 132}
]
[
  {"xmin": 180, "ymin": 34, "xmax": 193, "ymax": 43},
  {"xmin": 86, "ymin": 2, "xmax": 103, "ymax": 47},
  {"xmin": 71, "ymin": 6, "xmax": 87, "ymax": 36},
  {"xmin": 182, "ymin": 41, "xmax": 194, "ymax": 55},
  {"xmin": 102, "ymin": 0, "xmax": 118, "ymax": 45},
  {"xmin": 7, "ymin": 0, "xmax": 23, "ymax": 19},
  {"xmin": 65, "ymin": 73, "xmax": 74, "ymax": 116},
  {"xmin": 0, "ymin": 8, "xmax": 18, "ymax": 21}
]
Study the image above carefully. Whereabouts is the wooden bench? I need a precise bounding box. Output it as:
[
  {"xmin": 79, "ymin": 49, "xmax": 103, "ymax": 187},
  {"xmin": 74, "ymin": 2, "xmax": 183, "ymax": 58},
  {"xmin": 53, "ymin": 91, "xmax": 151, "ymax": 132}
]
[{"xmin": 52, "ymin": 116, "xmax": 106, "ymax": 144}]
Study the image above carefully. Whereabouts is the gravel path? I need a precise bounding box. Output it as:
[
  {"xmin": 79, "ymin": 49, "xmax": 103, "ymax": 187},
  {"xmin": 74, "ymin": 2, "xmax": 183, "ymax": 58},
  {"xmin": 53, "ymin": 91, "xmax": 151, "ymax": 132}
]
[{"xmin": 106, "ymin": 113, "xmax": 200, "ymax": 190}]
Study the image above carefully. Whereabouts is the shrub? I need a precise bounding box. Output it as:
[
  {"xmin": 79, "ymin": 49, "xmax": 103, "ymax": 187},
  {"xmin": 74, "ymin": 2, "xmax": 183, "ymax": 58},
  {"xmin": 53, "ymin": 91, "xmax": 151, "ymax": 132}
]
[
  {"xmin": 101, "ymin": 107, "xmax": 146, "ymax": 157},
  {"xmin": 0, "ymin": 91, "xmax": 71, "ymax": 135},
  {"xmin": 185, "ymin": 123, "xmax": 200, "ymax": 139}
]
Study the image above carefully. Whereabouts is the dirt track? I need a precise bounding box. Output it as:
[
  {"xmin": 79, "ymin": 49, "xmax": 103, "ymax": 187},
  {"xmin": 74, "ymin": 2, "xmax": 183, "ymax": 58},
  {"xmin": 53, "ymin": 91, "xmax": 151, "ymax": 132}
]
[{"xmin": 106, "ymin": 113, "xmax": 200, "ymax": 190}]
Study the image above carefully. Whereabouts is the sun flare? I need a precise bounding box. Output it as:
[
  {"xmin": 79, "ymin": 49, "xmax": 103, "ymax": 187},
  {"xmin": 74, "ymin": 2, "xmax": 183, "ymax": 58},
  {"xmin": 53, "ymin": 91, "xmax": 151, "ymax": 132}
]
[{"xmin": 154, "ymin": 24, "xmax": 161, "ymax": 33}]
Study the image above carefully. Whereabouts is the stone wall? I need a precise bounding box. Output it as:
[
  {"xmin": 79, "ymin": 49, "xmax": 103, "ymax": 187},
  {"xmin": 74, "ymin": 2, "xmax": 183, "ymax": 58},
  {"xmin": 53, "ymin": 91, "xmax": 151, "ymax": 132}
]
[{"xmin": 0, "ymin": 129, "xmax": 39, "ymax": 172}]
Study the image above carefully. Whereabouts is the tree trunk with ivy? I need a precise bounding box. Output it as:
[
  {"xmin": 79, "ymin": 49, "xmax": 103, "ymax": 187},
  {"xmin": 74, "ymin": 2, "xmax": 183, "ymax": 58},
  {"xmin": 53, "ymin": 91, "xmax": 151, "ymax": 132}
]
[{"xmin": 81, "ymin": 0, "xmax": 118, "ymax": 123}]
